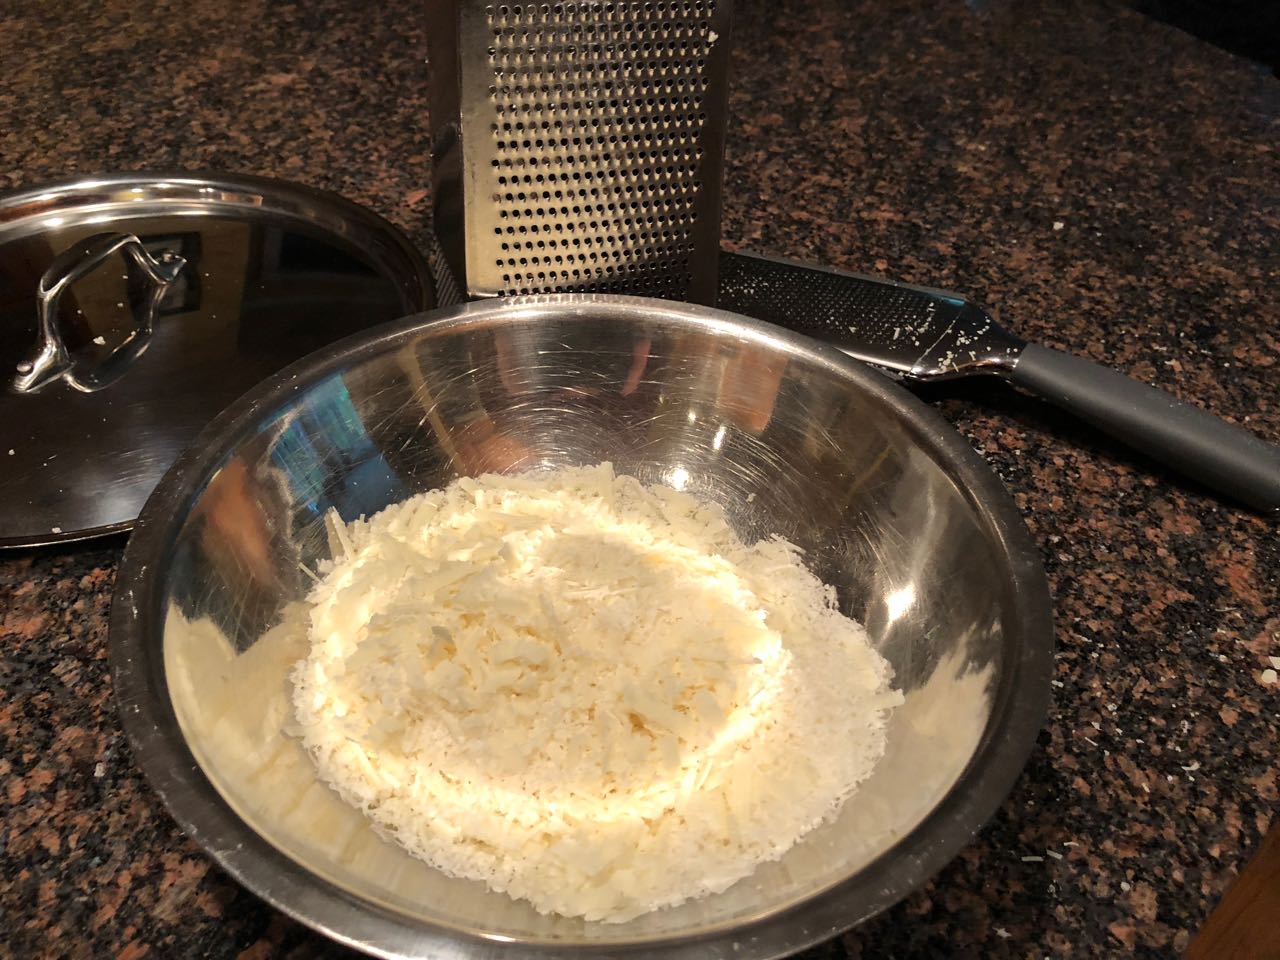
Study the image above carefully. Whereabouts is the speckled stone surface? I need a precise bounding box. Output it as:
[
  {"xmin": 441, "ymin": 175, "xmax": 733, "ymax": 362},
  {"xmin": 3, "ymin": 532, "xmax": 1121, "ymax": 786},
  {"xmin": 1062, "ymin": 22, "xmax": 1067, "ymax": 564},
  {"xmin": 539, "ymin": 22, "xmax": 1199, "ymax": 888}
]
[{"xmin": 2, "ymin": 0, "xmax": 1277, "ymax": 956}]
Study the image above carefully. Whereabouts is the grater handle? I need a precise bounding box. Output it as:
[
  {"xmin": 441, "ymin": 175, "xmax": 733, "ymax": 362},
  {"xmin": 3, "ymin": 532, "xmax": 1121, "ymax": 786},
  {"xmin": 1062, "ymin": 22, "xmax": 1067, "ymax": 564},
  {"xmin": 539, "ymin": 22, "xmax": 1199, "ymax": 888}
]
[{"xmin": 1011, "ymin": 343, "xmax": 1280, "ymax": 516}]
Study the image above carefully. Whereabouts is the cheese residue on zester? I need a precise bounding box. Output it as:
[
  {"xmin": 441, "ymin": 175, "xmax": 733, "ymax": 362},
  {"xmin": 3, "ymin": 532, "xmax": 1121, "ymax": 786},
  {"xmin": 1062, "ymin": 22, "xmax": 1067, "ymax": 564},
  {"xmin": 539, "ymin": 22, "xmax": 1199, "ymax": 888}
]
[{"xmin": 291, "ymin": 463, "xmax": 903, "ymax": 923}]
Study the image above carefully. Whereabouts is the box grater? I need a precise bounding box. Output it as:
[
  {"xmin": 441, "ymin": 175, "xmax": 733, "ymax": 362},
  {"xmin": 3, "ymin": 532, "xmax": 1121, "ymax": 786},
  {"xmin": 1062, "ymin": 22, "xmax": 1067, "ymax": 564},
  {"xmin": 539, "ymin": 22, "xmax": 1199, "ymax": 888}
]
[{"xmin": 427, "ymin": 0, "xmax": 733, "ymax": 304}]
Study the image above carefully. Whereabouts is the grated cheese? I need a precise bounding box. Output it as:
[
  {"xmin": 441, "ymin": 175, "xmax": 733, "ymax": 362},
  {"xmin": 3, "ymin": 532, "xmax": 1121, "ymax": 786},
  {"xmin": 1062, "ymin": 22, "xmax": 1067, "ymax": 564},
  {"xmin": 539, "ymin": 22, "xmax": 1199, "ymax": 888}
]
[{"xmin": 291, "ymin": 462, "xmax": 902, "ymax": 923}]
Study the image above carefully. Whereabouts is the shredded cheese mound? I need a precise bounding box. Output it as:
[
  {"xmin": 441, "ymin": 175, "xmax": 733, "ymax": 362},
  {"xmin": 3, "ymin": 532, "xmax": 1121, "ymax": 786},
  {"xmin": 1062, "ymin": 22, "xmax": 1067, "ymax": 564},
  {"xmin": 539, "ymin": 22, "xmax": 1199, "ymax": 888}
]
[{"xmin": 291, "ymin": 463, "xmax": 903, "ymax": 923}]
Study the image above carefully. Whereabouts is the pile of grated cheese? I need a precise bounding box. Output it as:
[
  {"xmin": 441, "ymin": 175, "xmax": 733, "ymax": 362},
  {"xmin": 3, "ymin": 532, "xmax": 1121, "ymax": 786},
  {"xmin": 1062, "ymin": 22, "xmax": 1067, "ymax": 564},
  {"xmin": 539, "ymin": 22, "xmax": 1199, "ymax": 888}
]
[{"xmin": 290, "ymin": 462, "xmax": 903, "ymax": 923}]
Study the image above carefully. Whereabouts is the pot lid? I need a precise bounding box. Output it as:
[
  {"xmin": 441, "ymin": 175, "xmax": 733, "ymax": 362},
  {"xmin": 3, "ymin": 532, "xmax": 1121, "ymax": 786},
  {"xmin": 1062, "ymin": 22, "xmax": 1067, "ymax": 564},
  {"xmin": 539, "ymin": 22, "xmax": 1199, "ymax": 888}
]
[{"xmin": 0, "ymin": 172, "xmax": 434, "ymax": 548}]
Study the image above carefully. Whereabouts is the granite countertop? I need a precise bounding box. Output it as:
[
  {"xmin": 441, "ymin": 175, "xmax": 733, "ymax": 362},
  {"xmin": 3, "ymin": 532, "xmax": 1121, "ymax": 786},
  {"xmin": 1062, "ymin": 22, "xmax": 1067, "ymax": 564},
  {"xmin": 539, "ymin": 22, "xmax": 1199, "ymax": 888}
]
[{"xmin": 2, "ymin": 0, "xmax": 1277, "ymax": 956}]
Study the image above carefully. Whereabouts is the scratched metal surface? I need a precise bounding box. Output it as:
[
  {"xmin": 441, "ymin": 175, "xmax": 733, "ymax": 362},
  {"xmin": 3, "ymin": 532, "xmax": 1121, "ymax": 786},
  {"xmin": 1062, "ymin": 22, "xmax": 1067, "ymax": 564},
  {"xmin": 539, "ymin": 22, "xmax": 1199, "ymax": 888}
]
[{"xmin": 114, "ymin": 296, "xmax": 1049, "ymax": 959}]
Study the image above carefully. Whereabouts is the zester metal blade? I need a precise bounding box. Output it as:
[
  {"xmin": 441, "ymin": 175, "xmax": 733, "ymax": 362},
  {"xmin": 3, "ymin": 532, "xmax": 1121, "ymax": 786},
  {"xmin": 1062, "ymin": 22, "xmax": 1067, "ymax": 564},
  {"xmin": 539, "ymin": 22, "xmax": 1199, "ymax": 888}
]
[{"xmin": 717, "ymin": 250, "xmax": 1026, "ymax": 380}]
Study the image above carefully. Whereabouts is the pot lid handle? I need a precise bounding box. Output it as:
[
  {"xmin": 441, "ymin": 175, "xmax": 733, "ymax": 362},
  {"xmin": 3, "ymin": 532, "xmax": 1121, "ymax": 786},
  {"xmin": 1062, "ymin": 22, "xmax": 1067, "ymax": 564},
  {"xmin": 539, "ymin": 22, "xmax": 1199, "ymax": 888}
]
[{"xmin": 13, "ymin": 232, "xmax": 186, "ymax": 394}]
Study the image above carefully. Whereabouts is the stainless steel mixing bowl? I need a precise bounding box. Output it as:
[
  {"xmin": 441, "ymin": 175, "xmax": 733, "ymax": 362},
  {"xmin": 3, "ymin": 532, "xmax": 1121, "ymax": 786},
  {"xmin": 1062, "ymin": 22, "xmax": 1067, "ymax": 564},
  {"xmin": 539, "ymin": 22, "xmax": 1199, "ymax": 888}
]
[{"xmin": 110, "ymin": 295, "xmax": 1052, "ymax": 959}]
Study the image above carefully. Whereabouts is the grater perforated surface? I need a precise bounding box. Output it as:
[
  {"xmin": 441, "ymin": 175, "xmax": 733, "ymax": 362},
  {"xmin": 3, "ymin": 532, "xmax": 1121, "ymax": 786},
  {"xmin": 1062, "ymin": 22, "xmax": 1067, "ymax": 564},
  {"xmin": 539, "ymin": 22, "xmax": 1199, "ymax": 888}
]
[{"xmin": 430, "ymin": 0, "xmax": 732, "ymax": 303}]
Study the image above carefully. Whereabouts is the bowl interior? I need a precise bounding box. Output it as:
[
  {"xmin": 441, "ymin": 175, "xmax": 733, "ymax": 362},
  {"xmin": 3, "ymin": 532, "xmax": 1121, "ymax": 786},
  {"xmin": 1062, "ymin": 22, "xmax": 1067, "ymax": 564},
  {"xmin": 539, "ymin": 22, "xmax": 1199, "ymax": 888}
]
[{"xmin": 146, "ymin": 297, "xmax": 1045, "ymax": 952}]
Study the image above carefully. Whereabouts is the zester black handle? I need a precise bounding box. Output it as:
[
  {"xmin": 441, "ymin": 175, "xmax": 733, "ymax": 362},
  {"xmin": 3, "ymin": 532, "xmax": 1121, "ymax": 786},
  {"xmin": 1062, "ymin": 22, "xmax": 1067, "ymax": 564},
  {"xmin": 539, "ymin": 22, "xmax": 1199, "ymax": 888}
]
[{"xmin": 1012, "ymin": 344, "xmax": 1280, "ymax": 516}]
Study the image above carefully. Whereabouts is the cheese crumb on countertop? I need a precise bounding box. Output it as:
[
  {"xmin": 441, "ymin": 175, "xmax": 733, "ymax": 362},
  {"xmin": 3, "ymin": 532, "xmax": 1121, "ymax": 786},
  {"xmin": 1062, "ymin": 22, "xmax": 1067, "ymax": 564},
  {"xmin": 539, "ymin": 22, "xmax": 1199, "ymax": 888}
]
[{"xmin": 291, "ymin": 463, "xmax": 902, "ymax": 923}]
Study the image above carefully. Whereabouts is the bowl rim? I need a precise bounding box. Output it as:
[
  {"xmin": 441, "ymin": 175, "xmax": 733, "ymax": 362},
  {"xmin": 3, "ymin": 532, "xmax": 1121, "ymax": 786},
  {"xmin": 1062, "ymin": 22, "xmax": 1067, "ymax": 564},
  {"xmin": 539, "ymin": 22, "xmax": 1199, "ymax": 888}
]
[{"xmin": 109, "ymin": 294, "xmax": 1054, "ymax": 960}]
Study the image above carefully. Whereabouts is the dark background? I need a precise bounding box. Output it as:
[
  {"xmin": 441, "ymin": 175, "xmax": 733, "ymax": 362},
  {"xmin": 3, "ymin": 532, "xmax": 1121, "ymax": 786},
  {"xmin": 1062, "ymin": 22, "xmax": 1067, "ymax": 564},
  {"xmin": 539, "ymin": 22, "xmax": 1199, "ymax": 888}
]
[{"xmin": 1126, "ymin": 0, "xmax": 1280, "ymax": 71}]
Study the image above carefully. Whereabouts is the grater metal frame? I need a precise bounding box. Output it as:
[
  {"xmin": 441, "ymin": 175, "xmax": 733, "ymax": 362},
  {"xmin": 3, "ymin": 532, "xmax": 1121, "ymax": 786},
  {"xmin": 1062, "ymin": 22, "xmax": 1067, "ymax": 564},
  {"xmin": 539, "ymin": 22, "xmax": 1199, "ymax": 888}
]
[{"xmin": 427, "ymin": 0, "xmax": 733, "ymax": 304}]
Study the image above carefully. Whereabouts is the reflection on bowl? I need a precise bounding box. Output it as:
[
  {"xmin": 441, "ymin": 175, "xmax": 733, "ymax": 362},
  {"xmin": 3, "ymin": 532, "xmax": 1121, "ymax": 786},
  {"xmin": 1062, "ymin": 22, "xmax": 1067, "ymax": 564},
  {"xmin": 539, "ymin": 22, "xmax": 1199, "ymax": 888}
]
[{"xmin": 111, "ymin": 295, "xmax": 1052, "ymax": 960}]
